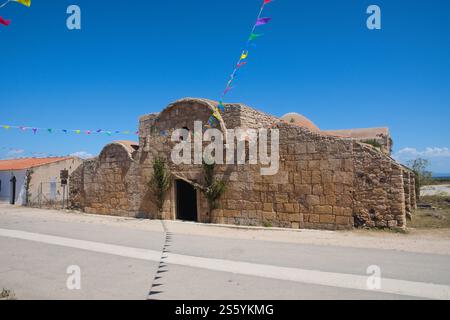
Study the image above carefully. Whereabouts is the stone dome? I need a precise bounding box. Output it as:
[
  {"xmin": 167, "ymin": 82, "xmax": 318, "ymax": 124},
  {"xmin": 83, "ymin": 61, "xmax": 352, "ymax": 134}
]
[{"xmin": 281, "ymin": 112, "xmax": 320, "ymax": 132}]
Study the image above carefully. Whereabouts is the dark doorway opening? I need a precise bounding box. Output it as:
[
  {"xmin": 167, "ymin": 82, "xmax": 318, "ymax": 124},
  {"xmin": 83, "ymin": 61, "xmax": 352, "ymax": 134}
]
[
  {"xmin": 176, "ymin": 179, "xmax": 198, "ymax": 222},
  {"xmin": 10, "ymin": 176, "xmax": 16, "ymax": 205}
]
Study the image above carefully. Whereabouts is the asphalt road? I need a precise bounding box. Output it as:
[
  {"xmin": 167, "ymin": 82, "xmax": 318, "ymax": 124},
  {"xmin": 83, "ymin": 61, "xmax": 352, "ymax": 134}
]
[{"xmin": 1, "ymin": 204, "xmax": 450, "ymax": 300}]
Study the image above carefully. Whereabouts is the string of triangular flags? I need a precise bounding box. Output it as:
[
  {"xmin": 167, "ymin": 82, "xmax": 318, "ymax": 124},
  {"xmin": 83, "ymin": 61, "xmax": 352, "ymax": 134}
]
[
  {"xmin": 1, "ymin": 124, "xmax": 139, "ymax": 136},
  {"xmin": 206, "ymin": 0, "xmax": 274, "ymax": 128},
  {"xmin": 0, "ymin": 0, "xmax": 31, "ymax": 27},
  {"xmin": 1, "ymin": 0, "xmax": 274, "ymax": 138}
]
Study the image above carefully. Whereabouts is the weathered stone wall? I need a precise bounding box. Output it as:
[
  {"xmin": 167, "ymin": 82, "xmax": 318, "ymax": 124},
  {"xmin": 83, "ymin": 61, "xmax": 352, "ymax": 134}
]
[
  {"xmin": 70, "ymin": 98, "xmax": 409, "ymax": 230},
  {"xmin": 70, "ymin": 143, "xmax": 140, "ymax": 216},
  {"xmin": 27, "ymin": 157, "xmax": 83, "ymax": 208},
  {"xmin": 139, "ymin": 113, "xmax": 158, "ymax": 147},
  {"xmin": 223, "ymin": 104, "xmax": 280, "ymax": 129},
  {"xmin": 352, "ymin": 144, "xmax": 406, "ymax": 229},
  {"xmin": 403, "ymin": 170, "xmax": 412, "ymax": 219},
  {"xmin": 410, "ymin": 173, "xmax": 417, "ymax": 210}
]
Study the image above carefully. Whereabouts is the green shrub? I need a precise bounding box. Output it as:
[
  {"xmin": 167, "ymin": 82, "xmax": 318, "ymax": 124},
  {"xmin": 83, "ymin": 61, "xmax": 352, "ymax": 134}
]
[
  {"xmin": 202, "ymin": 162, "xmax": 226, "ymax": 211},
  {"xmin": 149, "ymin": 157, "xmax": 171, "ymax": 213},
  {"xmin": 361, "ymin": 139, "xmax": 383, "ymax": 149}
]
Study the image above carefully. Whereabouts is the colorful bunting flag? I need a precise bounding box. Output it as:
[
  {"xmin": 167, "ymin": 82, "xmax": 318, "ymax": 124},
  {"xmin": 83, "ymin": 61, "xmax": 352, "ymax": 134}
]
[
  {"xmin": 223, "ymin": 86, "xmax": 233, "ymax": 95},
  {"xmin": 14, "ymin": 0, "xmax": 31, "ymax": 7},
  {"xmin": 249, "ymin": 33, "xmax": 263, "ymax": 41},
  {"xmin": 209, "ymin": 0, "xmax": 274, "ymax": 127},
  {"xmin": 0, "ymin": 0, "xmax": 31, "ymax": 28},
  {"xmin": 218, "ymin": 101, "xmax": 225, "ymax": 112},
  {"xmin": 255, "ymin": 17, "xmax": 271, "ymax": 26},
  {"xmin": 0, "ymin": 16, "xmax": 10, "ymax": 26},
  {"xmin": 2, "ymin": 0, "xmax": 274, "ymax": 138},
  {"xmin": 212, "ymin": 110, "xmax": 223, "ymax": 122}
]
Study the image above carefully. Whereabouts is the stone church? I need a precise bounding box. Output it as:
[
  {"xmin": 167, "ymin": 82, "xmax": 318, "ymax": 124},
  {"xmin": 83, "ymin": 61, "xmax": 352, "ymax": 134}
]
[{"xmin": 70, "ymin": 98, "xmax": 416, "ymax": 230}]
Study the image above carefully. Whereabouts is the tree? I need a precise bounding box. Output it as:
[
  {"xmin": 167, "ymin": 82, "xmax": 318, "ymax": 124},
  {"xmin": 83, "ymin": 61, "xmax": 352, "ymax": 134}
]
[
  {"xmin": 149, "ymin": 157, "xmax": 171, "ymax": 214},
  {"xmin": 24, "ymin": 169, "xmax": 33, "ymax": 206},
  {"xmin": 407, "ymin": 158, "xmax": 432, "ymax": 199}
]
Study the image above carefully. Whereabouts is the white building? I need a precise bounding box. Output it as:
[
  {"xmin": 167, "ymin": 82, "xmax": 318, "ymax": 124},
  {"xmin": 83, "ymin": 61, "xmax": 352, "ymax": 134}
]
[{"xmin": 0, "ymin": 157, "xmax": 83, "ymax": 206}]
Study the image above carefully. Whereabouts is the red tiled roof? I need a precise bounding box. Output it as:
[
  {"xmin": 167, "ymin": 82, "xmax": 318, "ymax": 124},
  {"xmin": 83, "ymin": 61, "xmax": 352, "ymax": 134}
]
[{"xmin": 0, "ymin": 157, "xmax": 72, "ymax": 171}]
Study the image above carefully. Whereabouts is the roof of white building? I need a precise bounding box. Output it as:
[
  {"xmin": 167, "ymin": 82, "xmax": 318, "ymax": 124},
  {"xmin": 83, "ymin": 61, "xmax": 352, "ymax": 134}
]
[{"xmin": 0, "ymin": 157, "xmax": 73, "ymax": 171}]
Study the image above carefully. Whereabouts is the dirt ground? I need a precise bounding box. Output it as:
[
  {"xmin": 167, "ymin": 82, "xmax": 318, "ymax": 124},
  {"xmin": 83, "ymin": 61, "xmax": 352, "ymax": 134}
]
[{"xmin": 409, "ymin": 194, "xmax": 450, "ymax": 229}]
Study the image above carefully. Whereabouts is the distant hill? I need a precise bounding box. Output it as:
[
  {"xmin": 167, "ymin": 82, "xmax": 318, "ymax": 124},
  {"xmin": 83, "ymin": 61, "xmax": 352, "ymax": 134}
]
[{"xmin": 433, "ymin": 173, "xmax": 450, "ymax": 178}]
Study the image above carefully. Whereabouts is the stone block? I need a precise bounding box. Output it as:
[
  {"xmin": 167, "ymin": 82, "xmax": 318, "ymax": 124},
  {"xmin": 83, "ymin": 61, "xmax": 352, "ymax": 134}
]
[
  {"xmin": 336, "ymin": 216, "xmax": 350, "ymax": 225},
  {"xmin": 312, "ymin": 185, "xmax": 323, "ymax": 196},
  {"xmin": 319, "ymin": 214, "xmax": 335, "ymax": 224},
  {"xmin": 387, "ymin": 220, "xmax": 398, "ymax": 228},
  {"xmin": 323, "ymin": 183, "xmax": 335, "ymax": 195},
  {"xmin": 263, "ymin": 203, "xmax": 273, "ymax": 212},
  {"xmin": 295, "ymin": 184, "xmax": 312, "ymax": 195},
  {"xmin": 263, "ymin": 211, "xmax": 276, "ymax": 220},
  {"xmin": 306, "ymin": 143, "xmax": 316, "ymax": 154},
  {"xmin": 306, "ymin": 195, "xmax": 320, "ymax": 206},
  {"xmin": 284, "ymin": 203, "xmax": 295, "ymax": 213},
  {"xmin": 311, "ymin": 171, "xmax": 322, "ymax": 184},
  {"xmin": 314, "ymin": 205, "xmax": 333, "ymax": 214}
]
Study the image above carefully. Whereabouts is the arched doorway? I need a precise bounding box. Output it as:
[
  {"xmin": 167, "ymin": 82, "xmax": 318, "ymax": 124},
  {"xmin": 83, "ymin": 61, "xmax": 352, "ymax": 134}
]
[
  {"xmin": 9, "ymin": 176, "xmax": 16, "ymax": 205},
  {"xmin": 175, "ymin": 179, "xmax": 198, "ymax": 222}
]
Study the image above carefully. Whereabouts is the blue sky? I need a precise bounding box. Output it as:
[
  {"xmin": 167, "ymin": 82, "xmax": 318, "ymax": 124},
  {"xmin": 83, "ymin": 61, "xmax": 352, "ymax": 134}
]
[{"xmin": 1, "ymin": 0, "xmax": 449, "ymax": 172}]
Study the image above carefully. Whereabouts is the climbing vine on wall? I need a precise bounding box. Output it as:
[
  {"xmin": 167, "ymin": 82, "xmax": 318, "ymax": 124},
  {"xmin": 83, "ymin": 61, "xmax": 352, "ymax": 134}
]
[
  {"xmin": 24, "ymin": 169, "xmax": 33, "ymax": 206},
  {"xmin": 202, "ymin": 162, "xmax": 226, "ymax": 212},
  {"xmin": 149, "ymin": 157, "xmax": 171, "ymax": 214}
]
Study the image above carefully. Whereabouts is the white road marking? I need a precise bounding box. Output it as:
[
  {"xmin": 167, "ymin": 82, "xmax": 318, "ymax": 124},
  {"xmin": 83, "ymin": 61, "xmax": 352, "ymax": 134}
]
[{"xmin": 1, "ymin": 228, "xmax": 449, "ymax": 300}]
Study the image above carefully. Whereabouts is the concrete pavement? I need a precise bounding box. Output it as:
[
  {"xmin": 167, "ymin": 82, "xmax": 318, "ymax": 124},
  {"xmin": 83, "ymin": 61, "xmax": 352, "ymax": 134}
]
[{"xmin": 1, "ymin": 204, "xmax": 450, "ymax": 300}]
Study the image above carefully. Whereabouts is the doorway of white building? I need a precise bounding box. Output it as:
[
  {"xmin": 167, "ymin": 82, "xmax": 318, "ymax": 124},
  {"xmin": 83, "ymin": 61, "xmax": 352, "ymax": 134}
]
[{"xmin": 9, "ymin": 176, "xmax": 16, "ymax": 205}]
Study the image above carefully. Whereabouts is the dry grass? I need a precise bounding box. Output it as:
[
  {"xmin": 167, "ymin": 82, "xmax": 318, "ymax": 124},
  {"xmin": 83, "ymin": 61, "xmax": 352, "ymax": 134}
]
[
  {"xmin": 0, "ymin": 288, "xmax": 16, "ymax": 300},
  {"xmin": 409, "ymin": 195, "xmax": 450, "ymax": 229}
]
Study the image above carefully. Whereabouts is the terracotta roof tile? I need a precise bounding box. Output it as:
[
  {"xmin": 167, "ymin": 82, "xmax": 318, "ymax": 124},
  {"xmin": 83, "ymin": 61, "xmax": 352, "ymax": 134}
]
[{"xmin": 0, "ymin": 157, "xmax": 73, "ymax": 171}]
